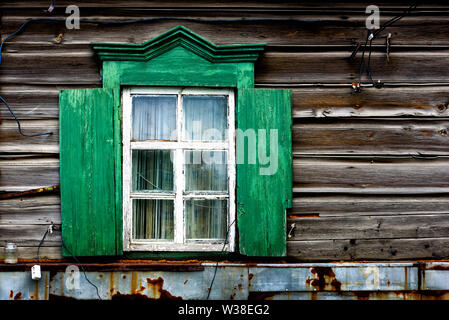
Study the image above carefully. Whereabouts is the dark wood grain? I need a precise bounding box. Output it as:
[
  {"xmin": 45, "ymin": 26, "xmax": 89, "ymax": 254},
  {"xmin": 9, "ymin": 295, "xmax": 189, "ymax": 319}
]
[
  {"xmin": 287, "ymin": 238, "xmax": 449, "ymax": 261},
  {"xmin": 293, "ymin": 120, "xmax": 449, "ymax": 156},
  {"xmin": 294, "ymin": 158, "xmax": 449, "ymax": 194},
  {"xmin": 291, "ymin": 195, "xmax": 449, "ymax": 217},
  {"xmin": 288, "ymin": 214, "xmax": 449, "ymax": 240}
]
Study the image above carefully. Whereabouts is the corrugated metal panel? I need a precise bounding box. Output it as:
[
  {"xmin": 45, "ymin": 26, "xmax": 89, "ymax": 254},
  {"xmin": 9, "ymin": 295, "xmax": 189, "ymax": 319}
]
[
  {"xmin": 422, "ymin": 262, "xmax": 449, "ymax": 290},
  {"xmin": 2, "ymin": 263, "xmax": 449, "ymax": 300},
  {"xmin": 49, "ymin": 267, "xmax": 248, "ymax": 300},
  {"xmin": 0, "ymin": 271, "xmax": 49, "ymax": 300},
  {"xmin": 248, "ymin": 265, "xmax": 418, "ymax": 292}
]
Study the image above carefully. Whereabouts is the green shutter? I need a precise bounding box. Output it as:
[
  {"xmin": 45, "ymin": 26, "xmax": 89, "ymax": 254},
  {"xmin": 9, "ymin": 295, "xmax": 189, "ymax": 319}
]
[
  {"xmin": 236, "ymin": 89, "xmax": 292, "ymax": 257},
  {"xmin": 59, "ymin": 88, "xmax": 122, "ymax": 257}
]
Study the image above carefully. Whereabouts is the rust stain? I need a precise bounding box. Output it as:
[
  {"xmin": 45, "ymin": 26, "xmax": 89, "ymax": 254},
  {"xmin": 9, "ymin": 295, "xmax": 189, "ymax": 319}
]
[
  {"xmin": 9, "ymin": 290, "xmax": 13, "ymax": 299},
  {"xmin": 54, "ymin": 33, "xmax": 64, "ymax": 43},
  {"xmin": 353, "ymin": 291, "xmax": 371, "ymax": 300},
  {"xmin": 14, "ymin": 292, "xmax": 22, "ymax": 300},
  {"xmin": 109, "ymin": 273, "xmax": 115, "ymax": 296},
  {"xmin": 418, "ymin": 130, "xmax": 432, "ymax": 137},
  {"xmin": 289, "ymin": 214, "xmax": 319, "ymax": 219},
  {"xmin": 248, "ymin": 273, "xmax": 254, "ymax": 281},
  {"xmin": 130, "ymin": 271, "xmax": 138, "ymax": 294},
  {"xmin": 111, "ymin": 277, "xmax": 182, "ymax": 300},
  {"xmin": 60, "ymin": 274, "xmax": 64, "ymax": 297},
  {"xmin": 404, "ymin": 267, "xmax": 408, "ymax": 291},
  {"xmin": 184, "ymin": 280, "xmax": 188, "ymax": 285},
  {"xmin": 306, "ymin": 267, "xmax": 342, "ymax": 292},
  {"xmin": 426, "ymin": 264, "xmax": 449, "ymax": 271},
  {"xmin": 0, "ymin": 185, "xmax": 60, "ymax": 200},
  {"xmin": 285, "ymin": 31, "xmax": 299, "ymax": 37},
  {"xmin": 44, "ymin": 272, "xmax": 49, "ymax": 300},
  {"xmin": 137, "ymin": 285, "xmax": 146, "ymax": 294},
  {"xmin": 34, "ymin": 278, "xmax": 39, "ymax": 300},
  {"xmin": 146, "ymin": 277, "xmax": 182, "ymax": 300}
]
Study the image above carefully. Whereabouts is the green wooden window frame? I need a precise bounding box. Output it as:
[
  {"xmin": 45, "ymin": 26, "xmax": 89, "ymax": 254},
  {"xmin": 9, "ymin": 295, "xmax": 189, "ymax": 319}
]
[{"xmin": 59, "ymin": 26, "xmax": 292, "ymax": 258}]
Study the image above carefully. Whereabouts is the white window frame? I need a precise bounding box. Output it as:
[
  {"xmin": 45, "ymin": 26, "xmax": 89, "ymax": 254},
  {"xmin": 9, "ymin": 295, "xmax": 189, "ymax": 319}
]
[{"xmin": 122, "ymin": 87, "xmax": 236, "ymax": 252}]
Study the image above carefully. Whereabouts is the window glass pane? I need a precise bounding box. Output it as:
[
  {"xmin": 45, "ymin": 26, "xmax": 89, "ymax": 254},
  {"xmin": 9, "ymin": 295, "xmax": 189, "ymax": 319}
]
[
  {"xmin": 185, "ymin": 199, "xmax": 227, "ymax": 240},
  {"xmin": 132, "ymin": 199, "xmax": 174, "ymax": 240},
  {"xmin": 185, "ymin": 150, "xmax": 227, "ymax": 192},
  {"xmin": 132, "ymin": 95, "xmax": 177, "ymax": 141},
  {"xmin": 132, "ymin": 150, "xmax": 174, "ymax": 192},
  {"xmin": 183, "ymin": 96, "xmax": 227, "ymax": 141}
]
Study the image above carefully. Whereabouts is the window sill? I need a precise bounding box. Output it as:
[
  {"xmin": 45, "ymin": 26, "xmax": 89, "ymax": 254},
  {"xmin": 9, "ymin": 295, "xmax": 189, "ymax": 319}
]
[{"xmin": 126, "ymin": 242, "xmax": 233, "ymax": 252}]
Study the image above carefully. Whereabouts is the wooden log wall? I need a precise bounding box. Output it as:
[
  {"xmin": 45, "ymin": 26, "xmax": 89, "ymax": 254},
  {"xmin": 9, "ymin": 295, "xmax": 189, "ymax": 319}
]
[{"xmin": 1, "ymin": 1, "xmax": 449, "ymax": 261}]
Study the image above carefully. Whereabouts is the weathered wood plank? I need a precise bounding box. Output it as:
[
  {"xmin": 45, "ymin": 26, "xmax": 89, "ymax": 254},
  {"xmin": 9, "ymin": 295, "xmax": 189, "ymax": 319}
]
[
  {"xmin": 2, "ymin": 1, "xmax": 447, "ymax": 9},
  {"xmin": 2, "ymin": 51, "xmax": 449, "ymax": 84},
  {"xmin": 287, "ymin": 238, "xmax": 449, "ymax": 261},
  {"xmin": 3, "ymin": 157, "xmax": 449, "ymax": 194},
  {"xmin": 0, "ymin": 84, "xmax": 99, "ymax": 120},
  {"xmin": 0, "ymin": 246, "xmax": 62, "ymax": 260},
  {"xmin": 3, "ymin": 15, "xmax": 449, "ymax": 47},
  {"xmin": 288, "ymin": 215, "xmax": 449, "ymax": 241},
  {"xmin": 0, "ymin": 158, "xmax": 59, "ymax": 192},
  {"xmin": 0, "ymin": 195, "xmax": 61, "ymax": 224},
  {"xmin": 293, "ymin": 120, "xmax": 449, "ymax": 156},
  {"xmin": 256, "ymin": 51, "xmax": 449, "ymax": 84},
  {"xmin": 4, "ymin": 85, "xmax": 449, "ymax": 120},
  {"xmin": 294, "ymin": 158, "xmax": 449, "ymax": 194},
  {"xmin": 292, "ymin": 195, "xmax": 449, "ymax": 217},
  {"xmin": 289, "ymin": 86, "xmax": 449, "ymax": 118},
  {"xmin": 0, "ymin": 52, "xmax": 100, "ymax": 85},
  {"xmin": 4, "ymin": 119, "xmax": 449, "ymax": 155},
  {"xmin": 0, "ymin": 120, "xmax": 59, "ymax": 154},
  {"xmin": 0, "ymin": 224, "xmax": 61, "ymax": 246}
]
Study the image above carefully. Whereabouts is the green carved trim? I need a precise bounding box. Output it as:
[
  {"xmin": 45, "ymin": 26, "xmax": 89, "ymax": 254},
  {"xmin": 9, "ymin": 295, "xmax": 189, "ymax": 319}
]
[
  {"xmin": 92, "ymin": 25, "xmax": 265, "ymax": 63},
  {"xmin": 86, "ymin": 26, "xmax": 267, "ymax": 258}
]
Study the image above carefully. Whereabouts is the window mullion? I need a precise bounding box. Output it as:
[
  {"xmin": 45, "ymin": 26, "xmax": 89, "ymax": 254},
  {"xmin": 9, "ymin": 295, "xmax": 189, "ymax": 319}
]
[
  {"xmin": 174, "ymin": 91, "xmax": 184, "ymax": 244},
  {"xmin": 122, "ymin": 89, "xmax": 132, "ymax": 251}
]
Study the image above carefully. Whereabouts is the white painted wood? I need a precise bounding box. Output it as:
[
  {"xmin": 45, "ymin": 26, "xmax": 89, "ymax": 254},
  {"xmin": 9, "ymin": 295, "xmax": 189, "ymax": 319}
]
[
  {"xmin": 122, "ymin": 88, "xmax": 132, "ymax": 252},
  {"xmin": 122, "ymin": 87, "xmax": 236, "ymax": 252},
  {"xmin": 129, "ymin": 242, "xmax": 230, "ymax": 252},
  {"xmin": 174, "ymin": 91, "xmax": 184, "ymax": 244}
]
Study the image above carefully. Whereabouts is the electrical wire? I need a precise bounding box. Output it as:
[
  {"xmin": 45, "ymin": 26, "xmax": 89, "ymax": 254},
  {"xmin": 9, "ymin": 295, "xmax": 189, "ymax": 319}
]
[
  {"xmin": 35, "ymin": 225, "xmax": 102, "ymax": 299},
  {"xmin": 206, "ymin": 205, "xmax": 245, "ymax": 300},
  {"xmin": 0, "ymin": 95, "xmax": 53, "ymax": 137},
  {"xmin": 354, "ymin": 2, "xmax": 420, "ymax": 91},
  {"xmin": 206, "ymin": 218, "xmax": 237, "ymax": 300},
  {"xmin": 36, "ymin": 227, "xmax": 50, "ymax": 262}
]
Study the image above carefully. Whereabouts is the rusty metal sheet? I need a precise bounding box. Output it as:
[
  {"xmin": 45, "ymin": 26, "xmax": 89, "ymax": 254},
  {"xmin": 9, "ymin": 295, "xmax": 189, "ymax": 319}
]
[
  {"xmin": 0, "ymin": 271, "xmax": 49, "ymax": 300},
  {"xmin": 422, "ymin": 262, "xmax": 449, "ymax": 290},
  {"xmin": 254, "ymin": 291, "xmax": 423, "ymax": 300},
  {"xmin": 49, "ymin": 266, "xmax": 248, "ymax": 300},
  {"xmin": 249, "ymin": 265, "xmax": 418, "ymax": 292},
  {"xmin": 3, "ymin": 262, "xmax": 449, "ymax": 300}
]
